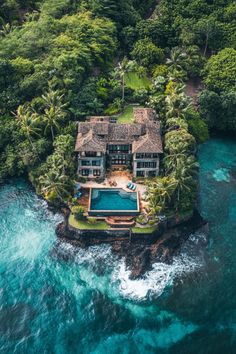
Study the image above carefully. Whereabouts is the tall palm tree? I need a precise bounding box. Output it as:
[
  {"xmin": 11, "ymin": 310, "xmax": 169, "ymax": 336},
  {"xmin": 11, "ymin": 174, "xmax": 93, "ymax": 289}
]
[
  {"xmin": 42, "ymin": 89, "xmax": 66, "ymax": 110},
  {"xmin": 147, "ymin": 176, "xmax": 177, "ymax": 216},
  {"xmin": 39, "ymin": 170, "xmax": 71, "ymax": 201},
  {"xmin": 14, "ymin": 105, "xmax": 40, "ymax": 153},
  {"xmin": 42, "ymin": 89, "xmax": 66, "ymax": 141},
  {"xmin": 164, "ymin": 151, "xmax": 186, "ymax": 174},
  {"xmin": 43, "ymin": 106, "xmax": 61, "ymax": 141},
  {"xmin": 165, "ymin": 87, "xmax": 192, "ymax": 119},
  {"xmin": 171, "ymin": 156, "xmax": 198, "ymax": 202},
  {"xmin": 113, "ymin": 58, "xmax": 137, "ymax": 102}
]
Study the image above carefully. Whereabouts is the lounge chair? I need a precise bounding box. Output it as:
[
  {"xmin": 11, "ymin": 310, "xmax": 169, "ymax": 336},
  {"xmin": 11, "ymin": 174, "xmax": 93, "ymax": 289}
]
[{"xmin": 127, "ymin": 182, "xmax": 132, "ymax": 189}]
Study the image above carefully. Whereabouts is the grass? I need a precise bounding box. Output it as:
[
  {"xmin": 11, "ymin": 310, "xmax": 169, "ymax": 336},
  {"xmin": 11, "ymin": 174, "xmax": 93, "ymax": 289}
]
[
  {"xmin": 125, "ymin": 72, "xmax": 151, "ymax": 90},
  {"xmin": 132, "ymin": 225, "xmax": 157, "ymax": 234},
  {"xmin": 69, "ymin": 214, "xmax": 110, "ymax": 230},
  {"xmin": 117, "ymin": 104, "xmax": 137, "ymax": 124}
]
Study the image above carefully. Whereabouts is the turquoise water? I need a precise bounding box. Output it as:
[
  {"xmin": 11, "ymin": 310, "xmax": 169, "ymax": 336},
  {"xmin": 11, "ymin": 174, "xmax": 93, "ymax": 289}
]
[
  {"xmin": 90, "ymin": 188, "xmax": 138, "ymax": 211},
  {"xmin": 0, "ymin": 136, "xmax": 236, "ymax": 353}
]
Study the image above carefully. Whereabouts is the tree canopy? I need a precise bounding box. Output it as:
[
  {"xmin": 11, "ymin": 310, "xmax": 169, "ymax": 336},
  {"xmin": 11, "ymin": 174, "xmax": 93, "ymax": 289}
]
[{"xmin": 0, "ymin": 0, "xmax": 234, "ymax": 206}]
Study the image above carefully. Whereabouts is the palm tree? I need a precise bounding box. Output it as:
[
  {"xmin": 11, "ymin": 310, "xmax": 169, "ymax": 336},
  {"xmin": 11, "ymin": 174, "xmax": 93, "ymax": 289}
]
[
  {"xmin": 39, "ymin": 170, "xmax": 71, "ymax": 201},
  {"xmin": 167, "ymin": 47, "xmax": 188, "ymax": 72},
  {"xmin": 165, "ymin": 85, "xmax": 192, "ymax": 119},
  {"xmin": 42, "ymin": 89, "xmax": 66, "ymax": 141},
  {"xmin": 164, "ymin": 151, "xmax": 186, "ymax": 174},
  {"xmin": 14, "ymin": 105, "xmax": 41, "ymax": 153},
  {"xmin": 147, "ymin": 176, "xmax": 177, "ymax": 216},
  {"xmin": 171, "ymin": 156, "xmax": 198, "ymax": 202},
  {"xmin": 43, "ymin": 106, "xmax": 62, "ymax": 141},
  {"xmin": 113, "ymin": 58, "xmax": 137, "ymax": 102},
  {"xmin": 42, "ymin": 89, "xmax": 66, "ymax": 110}
]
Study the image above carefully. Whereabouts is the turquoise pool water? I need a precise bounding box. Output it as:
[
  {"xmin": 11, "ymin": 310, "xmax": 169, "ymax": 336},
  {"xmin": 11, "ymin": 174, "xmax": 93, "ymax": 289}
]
[
  {"xmin": 0, "ymin": 136, "xmax": 236, "ymax": 353},
  {"xmin": 89, "ymin": 188, "xmax": 138, "ymax": 214}
]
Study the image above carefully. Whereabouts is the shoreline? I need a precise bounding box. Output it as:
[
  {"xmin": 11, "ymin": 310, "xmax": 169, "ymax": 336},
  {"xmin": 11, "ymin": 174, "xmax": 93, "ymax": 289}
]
[{"xmin": 56, "ymin": 209, "xmax": 208, "ymax": 279}]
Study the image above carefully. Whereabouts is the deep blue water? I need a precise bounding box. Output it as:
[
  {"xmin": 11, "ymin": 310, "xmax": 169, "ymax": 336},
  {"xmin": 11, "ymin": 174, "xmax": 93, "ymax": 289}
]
[
  {"xmin": 0, "ymin": 137, "xmax": 236, "ymax": 354},
  {"xmin": 90, "ymin": 188, "xmax": 138, "ymax": 211}
]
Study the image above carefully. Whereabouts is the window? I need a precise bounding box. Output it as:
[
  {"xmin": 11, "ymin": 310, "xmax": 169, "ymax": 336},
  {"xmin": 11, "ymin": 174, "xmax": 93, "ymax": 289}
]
[
  {"xmin": 136, "ymin": 153, "xmax": 158, "ymax": 159},
  {"xmin": 93, "ymin": 170, "xmax": 101, "ymax": 176},
  {"xmin": 108, "ymin": 144, "xmax": 130, "ymax": 154},
  {"xmin": 136, "ymin": 171, "xmax": 145, "ymax": 177},
  {"xmin": 85, "ymin": 152, "xmax": 97, "ymax": 157},
  {"xmin": 137, "ymin": 162, "xmax": 157, "ymax": 169},
  {"xmin": 148, "ymin": 171, "xmax": 157, "ymax": 177},
  {"xmin": 81, "ymin": 160, "xmax": 91, "ymax": 166},
  {"xmin": 81, "ymin": 169, "xmax": 89, "ymax": 176},
  {"xmin": 92, "ymin": 160, "xmax": 101, "ymax": 166},
  {"xmin": 111, "ymin": 155, "xmax": 127, "ymax": 165}
]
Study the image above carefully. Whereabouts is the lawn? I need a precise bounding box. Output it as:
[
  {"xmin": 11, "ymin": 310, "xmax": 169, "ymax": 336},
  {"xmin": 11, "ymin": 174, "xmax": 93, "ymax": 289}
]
[
  {"xmin": 117, "ymin": 105, "xmax": 137, "ymax": 124},
  {"xmin": 132, "ymin": 225, "xmax": 157, "ymax": 234},
  {"xmin": 69, "ymin": 214, "xmax": 109, "ymax": 230},
  {"xmin": 125, "ymin": 71, "xmax": 151, "ymax": 90}
]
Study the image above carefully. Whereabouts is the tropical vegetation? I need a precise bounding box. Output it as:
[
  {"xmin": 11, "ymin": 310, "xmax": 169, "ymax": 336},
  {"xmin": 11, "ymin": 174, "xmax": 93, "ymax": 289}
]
[{"xmin": 0, "ymin": 0, "xmax": 235, "ymax": 214}]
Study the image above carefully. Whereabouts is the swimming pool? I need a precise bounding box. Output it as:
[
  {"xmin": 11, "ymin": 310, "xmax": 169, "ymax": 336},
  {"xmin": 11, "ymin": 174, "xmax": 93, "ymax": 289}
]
[{"xmin": 88, "ymin": 188, "xmax": 140, "ymax": 216}]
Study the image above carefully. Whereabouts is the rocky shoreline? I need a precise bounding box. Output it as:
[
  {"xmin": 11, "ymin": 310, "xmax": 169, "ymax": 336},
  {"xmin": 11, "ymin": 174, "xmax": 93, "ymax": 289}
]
[{"xmin": 56, "ymin": 209, "xmax": 208, "ymax": 279}]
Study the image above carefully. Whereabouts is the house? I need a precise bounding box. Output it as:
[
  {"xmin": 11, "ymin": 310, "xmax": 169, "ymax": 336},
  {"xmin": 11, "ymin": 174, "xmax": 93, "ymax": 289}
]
[{"xmin": 75, "ymin": 108, "xmax": 163, "ymax": 179}]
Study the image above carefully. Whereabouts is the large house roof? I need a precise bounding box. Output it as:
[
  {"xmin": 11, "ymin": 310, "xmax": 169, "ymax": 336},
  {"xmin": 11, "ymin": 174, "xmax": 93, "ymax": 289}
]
[
  {"xmin": 133, "ymin": 107, "xmax": 156, "ymax": 124},
  {"xmin": 132, "ymin": 125, "xmax": 163, "ymax": 153},
  {"xmin": 75, "ymin": 130, "xmax": 106, "ymax": 152},
  {"xmin": 75, "ymin": 108, "xmax": 163, "ymax": 154}
]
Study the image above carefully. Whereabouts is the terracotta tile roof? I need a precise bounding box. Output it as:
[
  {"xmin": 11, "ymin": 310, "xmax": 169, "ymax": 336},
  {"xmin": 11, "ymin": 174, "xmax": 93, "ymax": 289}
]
[
  {"xmin": 88, "ymin": 116, "xmax": 110, "ymax": 123},
  {"xmin": 75, "ymin": 108, "xmax": 163, "ymax": 154},
  {"xmin": 75, "ymin": 130, "xmax": 106, "ymax": 152},
  {"xmin": 132, "ymin": 123, "xmax": 163, "ymax": 153},
  {"xmin": 133, "ymin": 107, "xmax": 156, "ymax": 123},
  {"xmin": 78, "ymin": 122, "xmax": 110, "ymax": 136},
  {"xmin": 108, "ymin": 124, "xmax": 144, "ymax": 142}
]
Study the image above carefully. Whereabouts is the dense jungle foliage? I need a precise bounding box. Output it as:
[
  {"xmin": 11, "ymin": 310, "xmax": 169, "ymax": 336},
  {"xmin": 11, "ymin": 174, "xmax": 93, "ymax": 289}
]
[{"xmin": 0, "ymin": 0, "xmax": 235, "ymax": 214}]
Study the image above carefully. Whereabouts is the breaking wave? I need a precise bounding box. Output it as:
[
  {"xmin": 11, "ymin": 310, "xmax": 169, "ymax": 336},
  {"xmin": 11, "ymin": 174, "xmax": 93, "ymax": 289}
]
[{"xmin": 55, "ymin": 231, "xmax": 206, "ymax": 302}]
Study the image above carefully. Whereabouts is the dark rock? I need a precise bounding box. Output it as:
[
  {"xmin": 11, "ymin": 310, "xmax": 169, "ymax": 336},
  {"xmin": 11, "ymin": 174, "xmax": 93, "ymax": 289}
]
[{"xmin": 55, "ymin": 208, "xmax": 208, "ymax": 280}]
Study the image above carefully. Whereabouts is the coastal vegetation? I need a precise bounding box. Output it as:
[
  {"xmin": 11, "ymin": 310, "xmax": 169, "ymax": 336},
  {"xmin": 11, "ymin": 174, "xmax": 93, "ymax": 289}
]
[
  {"xmin": 0, "ymin": 0, "xmax": 235, "ymax": 218},
  {"xmin": 69, "ymin": 214, "xmax": 109, "ymax": 230}
]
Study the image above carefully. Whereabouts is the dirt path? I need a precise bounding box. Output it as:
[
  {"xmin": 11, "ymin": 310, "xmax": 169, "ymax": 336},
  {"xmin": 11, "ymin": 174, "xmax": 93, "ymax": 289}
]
[{"xmin": 185, "ymin": 77, "xmax": 203, "ymax": 106}]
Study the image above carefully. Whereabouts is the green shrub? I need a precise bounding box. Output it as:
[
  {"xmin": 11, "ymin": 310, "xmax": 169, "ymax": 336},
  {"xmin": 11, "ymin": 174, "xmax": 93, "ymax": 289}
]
[
  {"xmin": 136, "ymin": 214, "xmax": 147, "ymax": 225},
  {"xmin": 148, "ymin": 219, "xmax": 157, "ymax": 226},
  {"xmin": 78, "ymin": 177, "xmax": 87, "ymax": 183},
  {"xmin": 131, "ymin": 39, "xmax": 165, "ymax": 68},
  {"xmin": 71, "ymin": 205, "xmax": 84, "ymax": 220},
  {"xmin": 152, "ymin": 64, "xmax": 168, "ymax": 79},
  {"xmin": 71, "ymin": 197, "xmax": 78, "ymax": 205},
  {"xmin": 186, "ymin": 109, "xmax": 209, "ymax": 143},
  {"xmin": 88, "ymin": 217, "xmax": 97, "ymax": 225}
]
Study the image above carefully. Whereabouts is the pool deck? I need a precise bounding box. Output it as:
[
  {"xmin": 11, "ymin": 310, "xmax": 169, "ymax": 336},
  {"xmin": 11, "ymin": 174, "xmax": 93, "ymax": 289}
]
[{"xmin": 79, "ymin": 172, "xmax": 147, "ymax": 199}]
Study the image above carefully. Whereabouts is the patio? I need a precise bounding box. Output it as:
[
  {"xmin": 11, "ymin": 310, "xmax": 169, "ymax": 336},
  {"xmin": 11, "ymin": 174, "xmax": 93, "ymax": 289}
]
[{"xmin": 79, "ymin": 170, "xmax": 147, "ymax": 199}]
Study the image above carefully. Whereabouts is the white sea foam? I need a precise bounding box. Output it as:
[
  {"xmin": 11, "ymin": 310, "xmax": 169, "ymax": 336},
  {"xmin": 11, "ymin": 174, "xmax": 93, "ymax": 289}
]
[
  {"xmin": 56, "ymin": 232, "xmax": 206, "ymax": 302},
  {"xmin": 213, "ymin": 167, "xmax": 230, "ymax": 182},
  {"xmin": 112, "ymin": 232, "xmax": 206, "ymax": 301},
  {"xmin": 113, "ymin": 253, "xmax": 201, "ymax": 301}
]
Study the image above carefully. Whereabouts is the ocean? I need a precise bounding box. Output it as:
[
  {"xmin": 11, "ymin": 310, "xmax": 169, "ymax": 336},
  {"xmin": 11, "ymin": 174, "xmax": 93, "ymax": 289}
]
[{"xmin": 0, "ymin": 136, "xmax": 235, "ymax": 354}]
